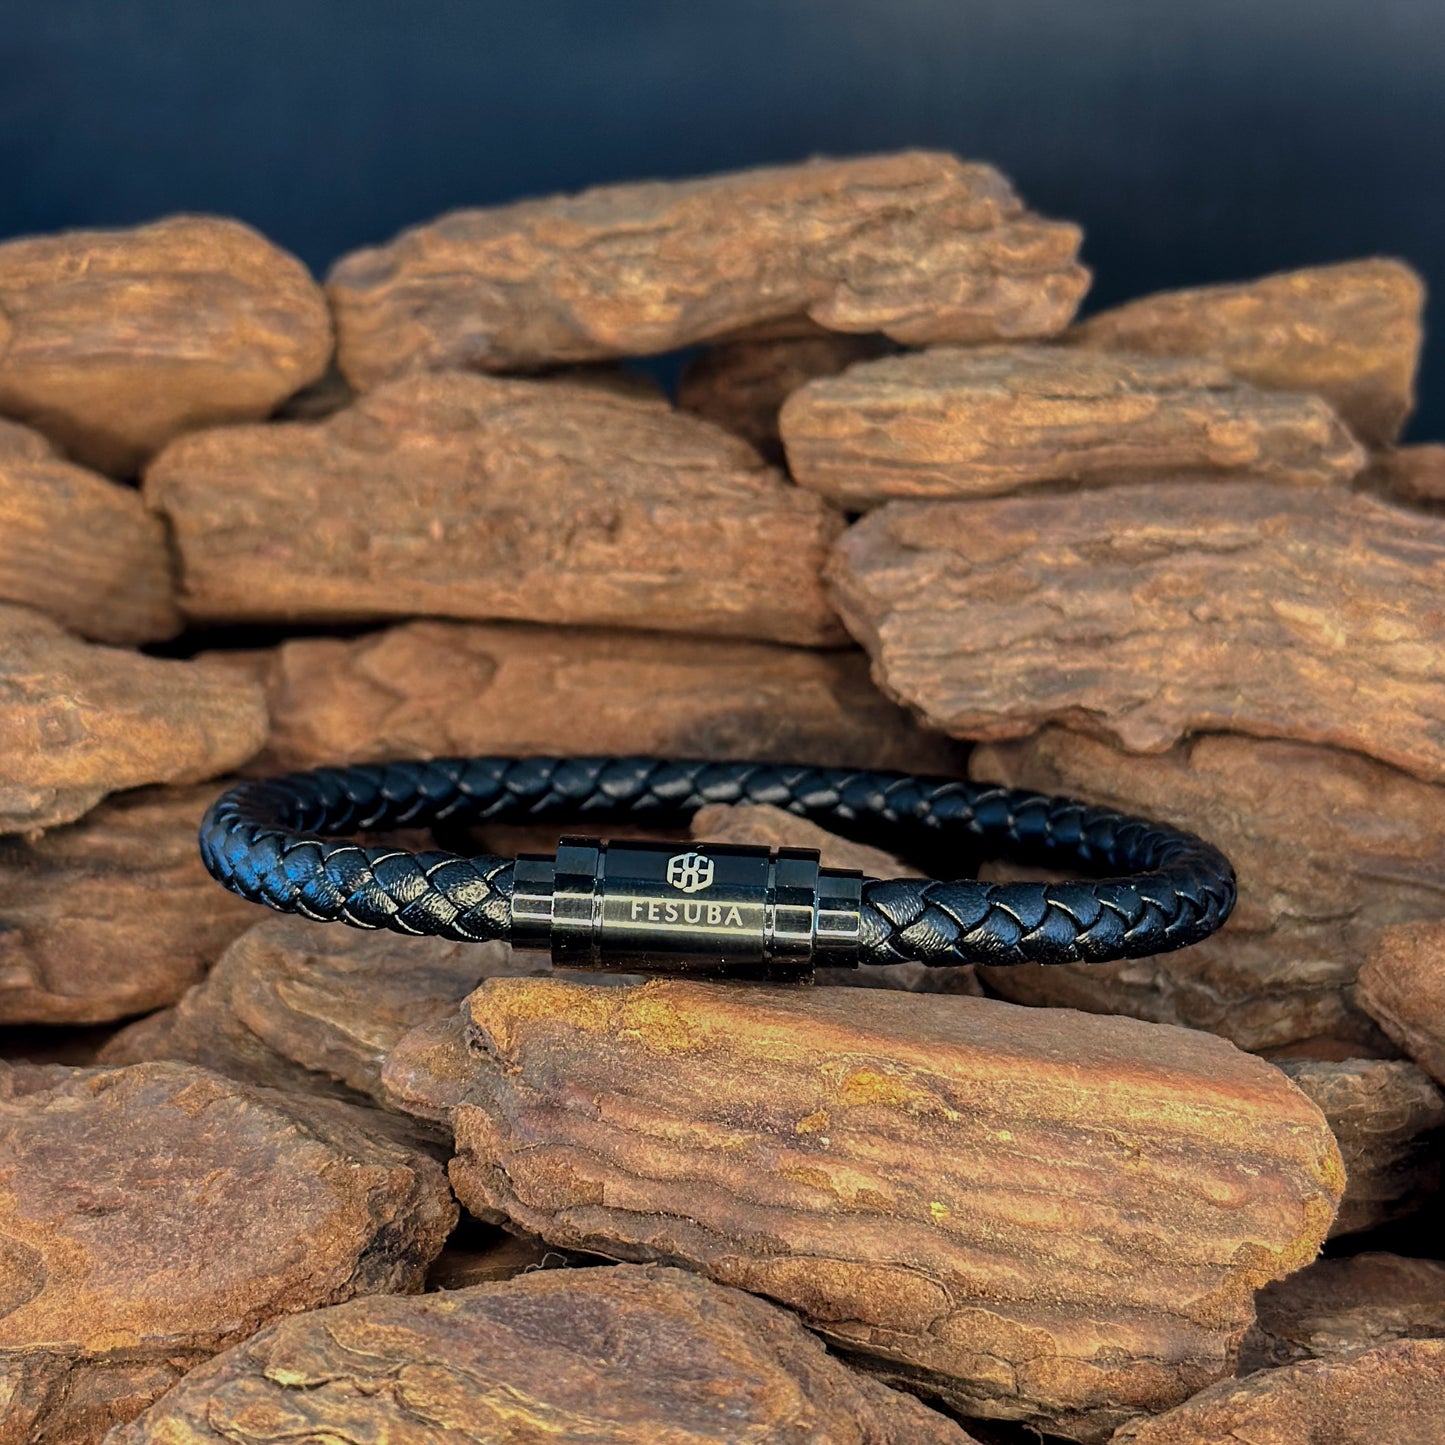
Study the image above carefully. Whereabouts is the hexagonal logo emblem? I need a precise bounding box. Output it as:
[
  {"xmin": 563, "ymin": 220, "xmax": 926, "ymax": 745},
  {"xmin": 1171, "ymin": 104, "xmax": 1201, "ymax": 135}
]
[{"xmin": 666, "ymin": 851, "xmax": 715, "ymax": 894}]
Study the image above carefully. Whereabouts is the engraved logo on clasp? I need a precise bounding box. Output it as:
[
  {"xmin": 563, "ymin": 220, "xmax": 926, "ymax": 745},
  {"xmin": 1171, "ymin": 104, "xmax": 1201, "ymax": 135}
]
[{"xmin": 666, "ymin": 851, "xmax": 715, "ymax": 894}]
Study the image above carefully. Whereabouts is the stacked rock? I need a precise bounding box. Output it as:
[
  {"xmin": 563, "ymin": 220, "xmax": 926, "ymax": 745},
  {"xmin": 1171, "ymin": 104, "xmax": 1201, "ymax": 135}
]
[{"xmin": 0, "ymin": 153, "xmax": 1440, "ymax": 1444}]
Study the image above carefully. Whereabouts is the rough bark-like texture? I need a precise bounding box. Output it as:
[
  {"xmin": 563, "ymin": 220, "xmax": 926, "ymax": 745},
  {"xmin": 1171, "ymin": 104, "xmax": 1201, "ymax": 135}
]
[
  {"xmin": 384, "ymin": 978, "xmax": 1344, "ymax": 1441},
  {"xmin": 1241, "ymin": 1254, "xmax": 1445, "ymax": 1373},
  {"xmin": 229, "ymin": 619, "xmax": 960, "ymax": 773},
  {"xmin": 678, "ymin": 333, "xmax": 891, "ymax": 462},
  {"xmin": 146, "ymin": 371, "xmax": 846, "ymax": 645},
  {"xmin": 969, "ymin": 730, "xmax": 1445, "ymax": 1051},
  {"xmin": 1273, "ymin": 1059, "xmax": 1445, "ymax": 1238},
  {"xmin": 1112, "ymin": 1339, "xmax": 1445, "ymax": 1445},
  {"xmin": 327, "ymin": 151, "xmax": 1087, "ymax": 386},
  {"xmin": 781, "ymin": 346, "xmax": 1364, "ymax": 507},
  {"xmin": 0, "ymin": 1060, "xmax": 456, "ymax": 1445},
  {"xmin": 109, "ymin": 1264, "xmax": 975, "ymax": 1445},
  {"xmin": 0, "ymin": 783, "xmax": 257, "ymax": 1025},
  {"xmin": 100, "ymin": 915, "xmax": 545, "ymax": 1109},
  {"xmin": 0, "ymin": 419, "xmax": 178, "ymax": 644},
  {"xmin": 0, "ymin": 216, "xmax": 332, "ymax": 476},
  {"xmin": 830, "ymin": 483, "xmax": 1445, "ymax": 784},
  {"xmin": 1362, "ymin": 444, "xmax": 1445, "ymax": 507},
  {"xmin": 688, "ymin": 801, "xmax": 979, "ymax": 994},
  {"xmin": 1357, "ymin": 920, "xmax": 1445, "ymax": 1085},
  {"xmin": 1068, "ymin": 259, "xmax": 1424, "ymax": 447},
  {"xmin": 0, "ymin": 605, "xmax": 267, "ymax": 832}
]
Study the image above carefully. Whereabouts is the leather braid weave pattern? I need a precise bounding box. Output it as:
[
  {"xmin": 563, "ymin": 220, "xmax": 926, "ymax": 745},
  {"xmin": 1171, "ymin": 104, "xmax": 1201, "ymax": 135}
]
[{"xmin": 199, "ymin": 756, "xmax": 1236, "ymax": 967}]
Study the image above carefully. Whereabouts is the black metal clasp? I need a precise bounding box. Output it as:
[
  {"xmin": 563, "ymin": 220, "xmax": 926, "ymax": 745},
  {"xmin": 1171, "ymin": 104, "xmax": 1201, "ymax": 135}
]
[{"xmin": 510, "ymin": 837, "xmax": 862, "ymax": 981}]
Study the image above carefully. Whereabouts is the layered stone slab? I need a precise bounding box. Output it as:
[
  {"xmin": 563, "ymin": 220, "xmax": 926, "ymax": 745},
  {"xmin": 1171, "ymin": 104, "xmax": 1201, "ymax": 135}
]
[
  {"xmin": 781, "ymin": 346, "xmax": 1363, "ymax": 507},
  {"xmin": 0, "ymin": 605, "xmax": 266, "ymax": 831},
  {"xmin": 0, "ymin": 1060, "xmax": 455, "ymax": 1444},
  {"xmin": 384, "ymin": 977, "xmax": 1343, "ymax": 1441},
  {"xmin": 0, "ymin": 216, "xmax": 331, "ymax": 475},
  {"xmin": 1068, "ymin": 258, "xmax": 1424, "ymax": 447},
  {"xmin": 0, "ymin": 419, "xmax": 178, "ymax": 643},
  {"xmin": 146, "ymin": 372, "xmax": 847, "ymax": 645},
  {"xmin": 828, "ymin": 483, "xmax": 1445, "ymax": 784},
  {"xmin": 327, "ymin": 151, "xmax": 1087, "ymax": 385}
]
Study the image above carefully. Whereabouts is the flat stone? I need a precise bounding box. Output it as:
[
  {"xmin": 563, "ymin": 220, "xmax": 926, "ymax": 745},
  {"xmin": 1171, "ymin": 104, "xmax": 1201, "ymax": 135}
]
[
  {"xmin": 110, "ymin": 1263, "xmax": 975, "ymax": 1445},
  {"xmin": 1274, "ymin": 1059, "xmax": 1445, "ymax": 1237},
  {"xmin": 1241, "ymin": 1253, "xmax": 1445, "ymax": 1372},
  {"xmin": 781, "ymin": 346, "xmax": 1363, "ymax": 507},
  {"xmin": 231, "ymin": 618, "xmax": 961, "ymax": 773},
  {"xmin": 1112, "ymin": 1338, "xmax": 1445, "ymax": 1445},
  {"xmin": 384, "ymin": 977, "xmax": 1343, "ymax": 1441},
  {"xmin": 100, "ymin": 914, "xmax": 544, "ymax": 1111},
  {"xmin": 1068, "ymin": 259, "xmax": 1424, "ymax": 447},
  {"xmin": 678, "ymin": 332, "xmax": 891, "ymax": 462},
  {"xmin": 0, "ymin": 216, "xmax": 332, "ymax": 476},
  {"xmin": 326, "ymin": 151, "xmax": 1087, "ymax": 385},
  {"xmin": 970, "ymin": 729, "xmax": 1445, "ymax": 1050},
  {"xmin": 0, "ymin": 1060, "xmax": 456, "ymax": 1444},
  {"xmin": 829, "ymin": 483, "xmax": 1445, "ymax": 783},
  {"xmin": 0, "ymin": 605, "xmax": 267, "ymax": 832},
  {"xmin": 1357, "ymin": 920, "xmax": 1445, "ymax": 1085},
  {"xmin": 0, "ymin": 783, "xmax": 257, "ymax": 1024},
  {"xmin": 0, "ymin": 419, "xmax": 178, "ymax": 643},
  {"xmin": 145, "ymin": 371, "xmax": 847, "ymax": 646}
]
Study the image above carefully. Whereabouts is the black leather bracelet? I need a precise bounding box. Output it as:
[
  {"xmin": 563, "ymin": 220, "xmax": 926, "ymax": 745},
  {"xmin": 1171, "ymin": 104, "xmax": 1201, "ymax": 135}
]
[{"xmin": 199, "ymin": 756, "xmax": 1235, "ymax": 980}]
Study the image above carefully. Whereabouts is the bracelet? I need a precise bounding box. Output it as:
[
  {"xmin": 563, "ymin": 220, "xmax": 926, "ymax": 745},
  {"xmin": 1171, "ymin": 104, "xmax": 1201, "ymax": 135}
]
[{"xmin": 199, "ymin": 757, "xmax": 1235, "ymax": 980}]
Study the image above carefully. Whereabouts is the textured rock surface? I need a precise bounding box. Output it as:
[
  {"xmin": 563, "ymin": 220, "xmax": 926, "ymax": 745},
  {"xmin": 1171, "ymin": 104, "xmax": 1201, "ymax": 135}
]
[
  {"xmin": 1241, "ymin": 1253, "xmax": 1445, "ymax": 1372},
  {"xmin": 1112, "ymin": 1338, "xmax": 1445, "ymax": 1445},
  {"xmin": 781, "ymin": 346, "xmax": 1364, "ymax": 506},
  {"xmin": 231, "ymin": 618, "xmax": 959, "ymax": 773},
  {"xmin": 830, "ymin": 483, "xmax": 1445, "ymax": 783},
  {"xmin": 1357, "ymin": 920, "xmax": 1445, "ymax": 1084},
  {"xmin": 100, "ymin": 915, "xmax": 543, "ymax": 1108},
  {"xmin": 1363, "ymin": 444, "xmax": 1445, "ymax": 507},
  {"xmin": 1274, "ymin": 1058, "xmax": 1445, "ymax": 1237},
  {"xmin": 970, "ymin": 730, "xmax": 1445, "ymax": 1050},
  {"xmin": 146, "ymin": 371, "xmax": 846, "ymax": 645},
  {"xmin": 385, "ymin": 977, "xmax": 1343, "ymax": 1441},
  {"xmin": 0, "ymin": 784, "xmax": 257, "ymax": 1025},
  {"xmin": 0, "ymin": 419, "xmax": 178, "ymax": 643},
  {"xmin": 0, "ymin": 605, "xmax": 267, "ymax": 832},
  {"xmin": 0, "ymin": 1060, "xmax": 456, "ymax": 1445},
  {"xmin": 109, "ymin": 1264, "xmax": 975, "ymax": 1445},
  {"xmin": 678, "ymin": 332, "xmax": 890, "ymax": 461},
  {"xmin": 327, "ymin": 151, "xmax": 1087, "ymax": 385},
  {"xmin": 1069, "ymin": 259, "xmax": 1424, "ymax": 447},
  {"xmin": 688, "ymin": 801, "xmax": 979, "ymax": 994},
  {"xmin": 0, "ymin": 216, "xmax": 331, "ymax": 476}
]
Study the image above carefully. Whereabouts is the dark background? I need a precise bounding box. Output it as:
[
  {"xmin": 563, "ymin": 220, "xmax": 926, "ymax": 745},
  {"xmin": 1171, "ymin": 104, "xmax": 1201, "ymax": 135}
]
[{"xmin": 2, "ymin": 0, "xmax": 1441, "ymax": 436}]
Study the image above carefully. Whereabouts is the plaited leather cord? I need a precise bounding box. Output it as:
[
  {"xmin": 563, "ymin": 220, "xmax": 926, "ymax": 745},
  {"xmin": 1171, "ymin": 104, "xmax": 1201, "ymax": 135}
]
[{"xmin": 199, "ymin": 756, "xmax": 1235, "ymax": 967}]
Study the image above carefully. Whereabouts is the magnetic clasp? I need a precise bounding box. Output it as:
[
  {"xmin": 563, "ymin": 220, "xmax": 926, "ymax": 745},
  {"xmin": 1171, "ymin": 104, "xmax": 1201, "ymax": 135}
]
[{"xmin": 507, "ymin": 836, "xmax": 862, "ymax": 980}]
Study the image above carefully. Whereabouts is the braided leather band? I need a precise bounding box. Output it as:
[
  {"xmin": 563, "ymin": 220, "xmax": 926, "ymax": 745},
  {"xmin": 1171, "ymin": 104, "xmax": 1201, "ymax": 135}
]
[{"xmin": 199, "ymin": 756, "xmax": 1235, "ymax": 971}]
